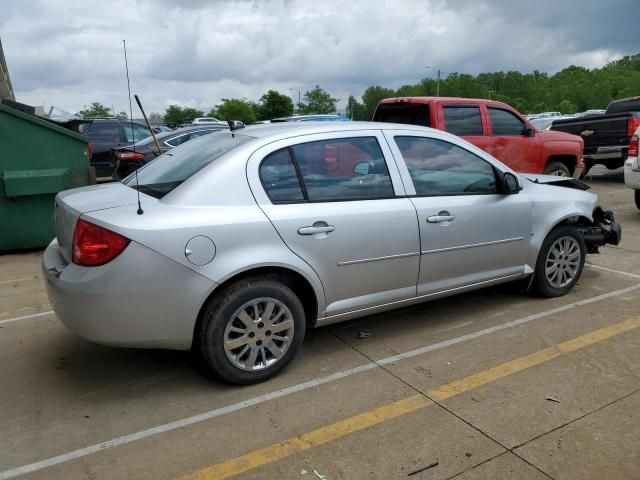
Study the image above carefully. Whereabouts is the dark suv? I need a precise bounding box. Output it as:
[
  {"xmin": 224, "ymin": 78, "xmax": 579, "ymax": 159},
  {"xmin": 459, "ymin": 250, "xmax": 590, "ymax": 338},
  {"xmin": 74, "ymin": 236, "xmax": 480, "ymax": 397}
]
[{"xmin": 79, "ymin": 118, "xmax": 151, "ymax": 179}]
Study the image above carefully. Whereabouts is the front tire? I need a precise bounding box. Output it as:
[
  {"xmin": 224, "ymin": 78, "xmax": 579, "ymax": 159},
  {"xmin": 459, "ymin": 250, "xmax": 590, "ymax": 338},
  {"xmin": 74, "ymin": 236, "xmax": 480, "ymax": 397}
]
[
  {"xmin": 531, "ymin": 226, "xmax": 586, "ymax": 297},
  {"xmin": 197, "ymin": 277, "xmax": 306, "ymax": 385},
  {"xmin": 543, "ymin": 161, "xmax": 571, "ymax": 177}
]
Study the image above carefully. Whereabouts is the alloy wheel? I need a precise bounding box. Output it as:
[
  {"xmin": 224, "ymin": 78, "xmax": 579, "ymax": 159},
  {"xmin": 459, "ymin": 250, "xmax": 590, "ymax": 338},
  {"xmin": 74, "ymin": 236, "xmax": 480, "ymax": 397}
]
[
  {"xmin": 545, "ymin": 236, "xmax": 581, "ymax": 288},
  {"xmin": 223, "ymin": 297, "xmax": 295, "ymax": 371}
]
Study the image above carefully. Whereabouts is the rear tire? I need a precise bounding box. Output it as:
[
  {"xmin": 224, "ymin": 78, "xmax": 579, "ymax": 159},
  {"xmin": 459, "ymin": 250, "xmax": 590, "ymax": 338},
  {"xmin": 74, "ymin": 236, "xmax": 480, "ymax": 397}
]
[
  {"xmin": 634, "ymin": 190, "xmax": 640, "ymax": 210},
  {"xmin": 197, "ymin": 277, "xmax": 306, "ymax": 385},
  {"xmin": 543, "ymin": 161, "xmax": 571, "ymax": 177},
  {"xmin": 531, "ymin": 226, "xmax": 586, "ymax": 297}
]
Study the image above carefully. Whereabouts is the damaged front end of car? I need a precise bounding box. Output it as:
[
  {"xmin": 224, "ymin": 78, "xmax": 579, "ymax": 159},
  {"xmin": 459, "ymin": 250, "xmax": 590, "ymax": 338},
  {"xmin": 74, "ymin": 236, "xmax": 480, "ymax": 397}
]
[{"xmin": 577, "ymin": 207, "xmax": 622, "ymax": 253}]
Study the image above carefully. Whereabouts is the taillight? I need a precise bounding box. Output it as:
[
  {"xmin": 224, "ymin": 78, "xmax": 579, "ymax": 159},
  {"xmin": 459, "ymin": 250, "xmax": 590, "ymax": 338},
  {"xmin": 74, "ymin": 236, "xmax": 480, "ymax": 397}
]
[
  {"xmin": 628, "ymin": 117, "xmax": 640, "ymax": 138},
  {"xmin": 116, "ymin": 150, "xmax": 145, "ymax": 161},
  {"xmin": 72, "ymin": 218, "xmax": 130, "ymax": 266},
  {"xmin": 86, "ymin": 143, "xmax": 93, "ymax": 159},
  {"xmin": 629, "ymin": 135, "xmax": 639, "ymax": 159}
]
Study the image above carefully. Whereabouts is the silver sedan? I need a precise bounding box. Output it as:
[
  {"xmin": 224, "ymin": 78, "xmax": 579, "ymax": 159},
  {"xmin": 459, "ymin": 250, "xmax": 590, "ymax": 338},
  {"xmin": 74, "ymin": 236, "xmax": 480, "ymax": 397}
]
[{"xmin": 43, "ymin": 122, "xmax": 621, "ymax": 384}]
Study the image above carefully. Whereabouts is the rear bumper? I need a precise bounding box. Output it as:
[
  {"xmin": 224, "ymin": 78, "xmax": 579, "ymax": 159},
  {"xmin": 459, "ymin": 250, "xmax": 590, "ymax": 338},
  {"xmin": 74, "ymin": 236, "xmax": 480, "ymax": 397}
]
[
  {"xmin": 42, "ymin": 239, "xmax": 216, "ymax": 350},
  {"xmin": 624, "ymin": 158, "xmax": 640, "ymax": 189}
]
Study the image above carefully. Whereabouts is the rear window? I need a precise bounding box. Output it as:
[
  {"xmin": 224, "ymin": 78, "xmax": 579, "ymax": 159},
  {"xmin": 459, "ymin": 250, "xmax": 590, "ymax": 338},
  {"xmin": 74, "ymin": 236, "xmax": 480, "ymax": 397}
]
[
  {"xmin": 373, "ymin": 103, "xmax": 430, "ymax": 127},
  {"xmin": 123, "ymin": 132, "xmax": 253, "ymax": 198},
  {"xmin": 87, "ymin": 121, "xmax": 121, "ymax": 142},
  {"xmin": 443, "ymin": 106, "xmax": 483, "ymax": 135},
  {"xmin": 606, "ymin": 98, "xmax": 640, "ymax": 114}
]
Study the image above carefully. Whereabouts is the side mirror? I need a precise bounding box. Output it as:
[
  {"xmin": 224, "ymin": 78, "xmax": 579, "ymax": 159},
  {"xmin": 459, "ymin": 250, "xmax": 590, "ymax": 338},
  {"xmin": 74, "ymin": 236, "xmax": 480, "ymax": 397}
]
[
  {"xmin": 525, "ymin": 127, "xmax": 536, "ymax": 137},
  {"xmin": 502, "ymin": 172, "xmax": 520, "ymax": 194}
]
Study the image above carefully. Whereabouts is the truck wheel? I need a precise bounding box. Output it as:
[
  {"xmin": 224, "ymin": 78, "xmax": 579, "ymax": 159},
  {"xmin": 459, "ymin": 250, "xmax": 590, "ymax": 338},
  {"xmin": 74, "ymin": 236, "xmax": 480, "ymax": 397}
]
[
  {"xmin": 635, "ymin": 190, "xmax": 640, "ymax": 210},
  {"xmin": 531, "ymin": 226, "xmax": 586, "ymax": 298},
  {"xmin": 543, "ymin": 161, "xmax": 571, "ymax": 177},
  {"xmin": 196, "ymin": 277, "xmax": 306, "ymax": 385}
]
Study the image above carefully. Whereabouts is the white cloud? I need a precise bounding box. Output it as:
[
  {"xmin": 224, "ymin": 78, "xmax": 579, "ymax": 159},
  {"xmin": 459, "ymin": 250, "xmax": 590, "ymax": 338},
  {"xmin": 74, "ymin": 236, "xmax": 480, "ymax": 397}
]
[{"xmin": 1, "ymin": 0, "xmax": 636, "ymax": 114}]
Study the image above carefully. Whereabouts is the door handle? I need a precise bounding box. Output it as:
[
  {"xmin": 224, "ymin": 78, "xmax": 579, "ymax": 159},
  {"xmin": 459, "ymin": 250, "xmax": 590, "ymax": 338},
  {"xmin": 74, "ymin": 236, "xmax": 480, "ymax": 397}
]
[
  {"xmin": 297, "ymin": 223, "xmax": 336, "ymax": 235},
  {"xmin": 427, "ymin": 211, "xmax": 455, "ymax": 224}
]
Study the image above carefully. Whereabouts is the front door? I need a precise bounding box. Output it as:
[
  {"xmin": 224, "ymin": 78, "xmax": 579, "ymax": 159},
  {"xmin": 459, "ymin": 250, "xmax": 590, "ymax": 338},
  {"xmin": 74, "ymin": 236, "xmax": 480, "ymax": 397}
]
[
  {"xmin": 384, "ymin": 130, "xmax": 532, "ymax": 296},
  {"xmin": 247, "ymin": 131, "xmax": 421, "ymax": 317},
  {"xmin": 487, "ymin": 106, "xmax": 541, "ymax": 173}
]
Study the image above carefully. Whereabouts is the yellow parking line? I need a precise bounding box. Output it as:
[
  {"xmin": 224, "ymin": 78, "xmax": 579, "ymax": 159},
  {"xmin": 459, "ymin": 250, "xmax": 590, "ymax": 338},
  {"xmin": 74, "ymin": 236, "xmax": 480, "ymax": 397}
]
[{"xmin": 180, "ymin": 316, "xmax": 640, "ymax": 480}]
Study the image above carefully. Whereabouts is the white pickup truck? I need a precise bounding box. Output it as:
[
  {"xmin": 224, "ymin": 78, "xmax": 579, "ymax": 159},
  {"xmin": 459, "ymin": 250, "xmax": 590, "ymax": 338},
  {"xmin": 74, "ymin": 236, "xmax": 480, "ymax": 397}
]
[{"xmin": 624, "ymin": 126, "xmax": 640, "ymax": 208}]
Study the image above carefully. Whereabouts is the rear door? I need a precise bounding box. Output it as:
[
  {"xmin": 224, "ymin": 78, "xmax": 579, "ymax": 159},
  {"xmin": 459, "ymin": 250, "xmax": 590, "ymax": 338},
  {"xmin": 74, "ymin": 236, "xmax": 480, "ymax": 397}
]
[
  {"xmin": 383, "ymin": 129, "xmax": 531, "ymax": 296},
  {"xmin": 86, "ymin": 121, "xmax": 126, "ymax": 177},
  {"xmin": 247, "ymin": 130, "xmax": 420, "ymax": 317},
  {"xmin": 441, "ymin": 104, "xmax": 493, "ymax": 154},
  {"xmin": 487, "ymin": 107, "xmax": 541, "ymax": 172}
]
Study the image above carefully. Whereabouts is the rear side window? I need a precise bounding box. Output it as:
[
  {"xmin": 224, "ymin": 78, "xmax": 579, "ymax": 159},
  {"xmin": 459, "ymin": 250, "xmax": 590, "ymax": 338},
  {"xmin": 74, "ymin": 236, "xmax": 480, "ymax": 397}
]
[
  {"xmin": 443, "ymin": 106, "xmax": 483, "ymax": 135},
  {"xmin": 260, "ymin": 149, "xmax": 305, "ymax": 202},
  {"xmin": 166, "ymin": 133, "xmax": 193, "ymax": 147},
  {"xmin": 292, "ymin": 137, "xmax": 394, "ymax": 201},
  {"xmin": 394, "ymin": 136, "xmax": 496, "ymax": 195},
  {"xmin": 488, "ymin": 108, "xmax": 526, "ymax": 135},
  {"xmin": 259, "ymin": 137, "xmax": 395, "ymax": 203},
  {"xmin": 87, "ymin": 122, "xmax": 121, "ymax": 142},
  {"xmin": 373, "ymin": 104, "xmax": 430, "ymax": 127},
  {"xmin": 124, "ymin": 123, "xmax": 151, "ymax": 143}
]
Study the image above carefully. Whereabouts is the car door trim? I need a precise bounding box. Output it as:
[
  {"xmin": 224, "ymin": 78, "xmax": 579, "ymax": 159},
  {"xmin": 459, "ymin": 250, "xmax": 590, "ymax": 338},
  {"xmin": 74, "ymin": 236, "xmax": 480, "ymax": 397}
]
[
  {"xmin": 421, "ymin": 236, "xmax": 524, "ymax": 255},
  {"xmin": 337, "ymin": 251, "xmax": 420, "ymax": 266}
]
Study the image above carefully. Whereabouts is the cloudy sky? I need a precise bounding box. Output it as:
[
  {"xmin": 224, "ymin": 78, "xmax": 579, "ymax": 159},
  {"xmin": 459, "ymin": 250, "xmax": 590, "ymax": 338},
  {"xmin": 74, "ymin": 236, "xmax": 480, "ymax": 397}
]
[{"xmin": 1, "ymin": 0, "xmax": 637, "ymax": 115}]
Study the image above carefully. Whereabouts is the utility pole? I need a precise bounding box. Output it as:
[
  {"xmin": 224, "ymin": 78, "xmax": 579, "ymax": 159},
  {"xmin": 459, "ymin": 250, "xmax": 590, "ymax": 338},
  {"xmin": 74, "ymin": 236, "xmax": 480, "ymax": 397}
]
[
  {"xmin": 436, "ymin": 69, "xmax": 441, "ymax": 97},
  {"xmin": 289, "ymin": 88, "xmax": 301, "ymax": 114}
]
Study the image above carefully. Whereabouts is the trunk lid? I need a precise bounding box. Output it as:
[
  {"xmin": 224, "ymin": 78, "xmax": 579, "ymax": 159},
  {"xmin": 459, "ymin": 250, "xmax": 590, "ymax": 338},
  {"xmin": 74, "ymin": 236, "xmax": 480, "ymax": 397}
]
[{"xmin": 54, "ymin": 182, "xmax": 142, "ymax": 262}]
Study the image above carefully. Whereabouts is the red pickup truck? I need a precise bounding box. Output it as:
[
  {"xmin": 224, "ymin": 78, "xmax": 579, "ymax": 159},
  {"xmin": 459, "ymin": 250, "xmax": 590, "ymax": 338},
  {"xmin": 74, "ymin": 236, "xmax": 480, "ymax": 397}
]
[{"xmin": 373, "ymin": 97, "xmax": 584, "ymax": 177}]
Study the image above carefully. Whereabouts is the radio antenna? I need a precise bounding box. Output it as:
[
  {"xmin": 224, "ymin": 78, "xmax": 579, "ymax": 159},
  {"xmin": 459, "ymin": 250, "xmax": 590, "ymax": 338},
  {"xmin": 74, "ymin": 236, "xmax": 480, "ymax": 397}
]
[{"xmin": 123, "ymin": 39, "xmax": 143, "ymax": 215}]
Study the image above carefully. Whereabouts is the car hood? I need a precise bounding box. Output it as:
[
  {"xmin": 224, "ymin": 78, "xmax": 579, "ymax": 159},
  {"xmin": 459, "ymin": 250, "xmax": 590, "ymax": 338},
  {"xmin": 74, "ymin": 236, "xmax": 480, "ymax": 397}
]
[{"xmin": 520, "ymin": 173, "xmax": 590, "ymax": 191}]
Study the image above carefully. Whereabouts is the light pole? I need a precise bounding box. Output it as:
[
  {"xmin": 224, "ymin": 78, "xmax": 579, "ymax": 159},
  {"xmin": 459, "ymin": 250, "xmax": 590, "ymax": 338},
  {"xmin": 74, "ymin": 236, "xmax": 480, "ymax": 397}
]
[
  {"xmin": 425, "ymin": 66, "xmax": 441, "ymax": 97},
  {"xmin": 289, "ymin": 88, "xmax": 301, "ymax": 115}
]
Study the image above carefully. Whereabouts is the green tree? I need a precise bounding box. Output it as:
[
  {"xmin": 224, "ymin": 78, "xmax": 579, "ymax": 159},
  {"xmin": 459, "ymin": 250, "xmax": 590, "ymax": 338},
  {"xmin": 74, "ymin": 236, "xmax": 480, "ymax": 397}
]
[
  {"xmin": 346, "ymin": 95, "xmax": 367, "ymax": 120},
  {"xmin": 558, "ymin": 100, "xmax": 577, "ymax": 114},
  {"xmin": 530, "ymin": 102, "xmax": 548, "ymax": 113},
  {"xmin": 78, "ymin": 102, "xmax": 111, "ymax": 117},
  {"xmin": 299, "ymin": 85, "xmax": 338, "ymax": 114},
  {"xmin": 257, "ymin": 90, "xmax": 294, "ymax": 120},
  {"xmin": 361, "ymin": 86, "xmax": 396, "ymax": 120},
  {"xmin": 116, "ymin": 111, "xmax": 128, "ymax": 119},
  {"xmin": 214, "ymin": 98, "xmax": 257, "ymax": 124},
  {"xmin": 163, "ymin": 105, "xmax": 204, "ymax": 124}
]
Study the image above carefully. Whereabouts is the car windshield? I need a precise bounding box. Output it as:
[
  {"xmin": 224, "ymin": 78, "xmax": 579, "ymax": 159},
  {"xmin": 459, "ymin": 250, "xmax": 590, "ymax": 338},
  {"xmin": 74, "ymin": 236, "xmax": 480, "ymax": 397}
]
[{"xmin": 123, "ymin": 132, "xmax": 253, "ymax": 198}]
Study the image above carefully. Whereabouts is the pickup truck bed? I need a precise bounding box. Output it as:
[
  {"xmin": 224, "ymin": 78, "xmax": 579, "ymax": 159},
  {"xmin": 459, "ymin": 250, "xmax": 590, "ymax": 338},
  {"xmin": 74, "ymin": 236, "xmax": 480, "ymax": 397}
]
[{"xmin": 551, "ymin": 97, "xmax": 640, "ymax": 172}]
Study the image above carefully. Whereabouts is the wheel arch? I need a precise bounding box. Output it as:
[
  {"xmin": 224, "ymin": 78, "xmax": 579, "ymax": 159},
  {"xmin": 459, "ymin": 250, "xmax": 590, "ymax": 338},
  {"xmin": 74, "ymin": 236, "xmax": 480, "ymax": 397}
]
[
  {"xmin": 192, "ymin": 264, "xmax": 322, "ymax": 348},
  {"xmin": 545, "ymin": 154, "xmax": 578, "ymax": 175}
]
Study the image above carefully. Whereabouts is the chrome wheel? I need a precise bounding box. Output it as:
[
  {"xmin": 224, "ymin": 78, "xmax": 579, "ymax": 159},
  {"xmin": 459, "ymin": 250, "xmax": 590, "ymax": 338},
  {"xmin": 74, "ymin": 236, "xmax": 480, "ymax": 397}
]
[
  {"xmin": 550, "ymin": 169, "xmax": 568, "ymax": 177},
  {"xmin": 223, "ymin": 297, "xmax": 295, "ymax": 372},
  {"xmin": 545, "ymin": 236, "xmax": 581, "ymax": 288}
]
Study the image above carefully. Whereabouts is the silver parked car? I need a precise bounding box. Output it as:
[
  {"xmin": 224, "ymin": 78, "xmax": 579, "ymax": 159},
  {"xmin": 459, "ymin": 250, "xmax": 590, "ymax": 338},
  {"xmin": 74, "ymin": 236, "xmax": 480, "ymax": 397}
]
[{"xmin": 43, "ymin": 122, "xmax": 621, "ymax": 384}]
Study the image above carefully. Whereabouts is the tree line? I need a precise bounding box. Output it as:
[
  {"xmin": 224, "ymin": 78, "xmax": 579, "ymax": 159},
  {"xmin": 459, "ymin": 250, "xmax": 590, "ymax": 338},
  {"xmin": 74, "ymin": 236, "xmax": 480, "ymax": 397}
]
[{"xmin": 78, "ymin": 52, "xmax": 639, "ymax": 124}]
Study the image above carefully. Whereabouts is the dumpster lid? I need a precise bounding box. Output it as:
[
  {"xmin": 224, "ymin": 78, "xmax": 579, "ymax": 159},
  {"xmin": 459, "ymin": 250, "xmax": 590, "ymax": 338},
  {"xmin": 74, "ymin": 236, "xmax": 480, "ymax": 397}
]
[{"xmin": 0, "ymin": 102, "xmax": 88, "ymax": 143}]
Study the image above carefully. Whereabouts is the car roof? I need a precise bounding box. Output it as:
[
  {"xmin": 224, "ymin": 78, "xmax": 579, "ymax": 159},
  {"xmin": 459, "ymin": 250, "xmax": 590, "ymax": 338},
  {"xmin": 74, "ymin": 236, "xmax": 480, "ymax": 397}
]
[
  {"xmin": 240, "ymin": 120, "xmax": 439, "ymax": 140},
  {"xmin": 378, "ymin": 96, "xmax": 511, "ymax": 106}
]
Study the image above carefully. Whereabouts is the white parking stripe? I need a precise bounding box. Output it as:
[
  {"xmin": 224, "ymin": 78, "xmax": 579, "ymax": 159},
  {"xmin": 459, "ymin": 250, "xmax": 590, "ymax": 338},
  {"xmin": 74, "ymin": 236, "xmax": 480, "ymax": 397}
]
[
  {"xmin": 1, "ymin": 282, "xmax": 639, "ymax": 479},
  {"xmin": 0, "ymin": 311, "xmax": 54, "ymax": 325},
  {"xmin": 586, "ymin": 263, "xmax": 640, "ymax": 280}
]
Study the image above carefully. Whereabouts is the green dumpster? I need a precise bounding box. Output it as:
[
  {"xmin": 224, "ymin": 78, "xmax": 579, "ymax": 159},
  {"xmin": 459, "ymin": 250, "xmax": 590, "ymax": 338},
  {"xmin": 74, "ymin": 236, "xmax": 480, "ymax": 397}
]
[{"xmin": 0, "ymin": 103, "xmax": 92, "ymax": 251}]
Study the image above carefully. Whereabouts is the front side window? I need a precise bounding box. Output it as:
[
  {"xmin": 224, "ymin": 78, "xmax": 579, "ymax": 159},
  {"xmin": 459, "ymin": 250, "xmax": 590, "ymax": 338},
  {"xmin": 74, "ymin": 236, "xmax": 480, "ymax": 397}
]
[
  {"xmin": 292, "ymin": 137, "xmax": 394, "ymax": 201},
  {"xmin": 260, "ymin": 149, "xmax": 305, "ymax": 203},
  {"xmin": 489, "ymin": 108, "xmax": 526, "ymax": 135},
  {"xmin": 394, "ymin": 136, "xmax": 496, "ymax": 195},
  {"xmin": 443, "ymin": 106, "xmax": 483, "ymax": 135}
]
